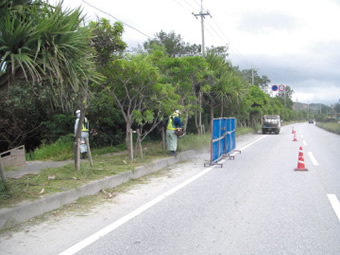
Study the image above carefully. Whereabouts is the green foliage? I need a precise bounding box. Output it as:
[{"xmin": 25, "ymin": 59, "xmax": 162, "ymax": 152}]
[
  {"xmin": 1, "ymin": 134, "xmax": 214, "ymax": 207},
  {"xmin": 0, "ymin": 0, "xmax": 100, "ymax": 109},
  {"xmin": 87, "ymin": 90, "xmax": 126, "ymax": 147},
  {"xmin": 0, "ymin": 5, "xmax": 310, "ymax": 157},
  {"xmin": 177, "ymin": 133, "xmax": 210, "ymax": 152},
  {"xmin": 317, "ymin": 122, "xmax": 340, "ymax": 135},
  {"xmin": 143, "ymin": 30, "xmax": 200, "ymax": 57},
  {"xmin": 276, "ymin": 85, "xmax": 294, "ymax": 109},
  {"xmin": 0, "ymin": 82, "xmax": 48, "ymax": 151},
  {"xmin": 42, "ymin": 114, "xmax": 74, "ymax": 143},
  {"xmin": 28, "ymin": 134, "xmax": 74, "ymax": 161},
  {"xmin": 236, "ymin": 127, "xmax": 255, "ymax": 136},
  {"xmin": 89, "ymin": 18, "xmax": 127, "ymax": 68}
]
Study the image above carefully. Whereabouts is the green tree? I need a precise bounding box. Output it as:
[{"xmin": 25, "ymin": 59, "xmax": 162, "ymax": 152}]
[
  {"xmin": 157, "ymin": 55, "xmax": 208, "ymax": 132},
  {"xmin": 0, "ymin": 0, "xmax": 99, "ymax": 110},
  {"xmin": 89, "ymin": 18, "xmax": 127, "ymax": 69},
  {"xmin": 276, "ymin": 85, "xmax": 294, "ymax": 109},
  {"xmin": 241, "ymin": 69, "xmax": 271, "ymax": 90},
  {"xmin": 0, "ymin": 0, "xmax": 100, "ymax": 153},
  {"xmin": 143, "ymin": 30, "xmax": 200, "ymax": 57},
  {"xmin": 204, "ymin": 50, "xmax": 248, "ymax": 126},
  {"xmin": 246, "ymin": 85, "xmax": 270, "ymax": 127},
  {"xmin": 105, "ymin": 53, "xmax": 178, "ymax": 159}
]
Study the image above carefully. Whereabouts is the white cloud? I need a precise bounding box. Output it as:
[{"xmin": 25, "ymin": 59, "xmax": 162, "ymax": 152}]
[{"xmin": 49, "ymin": 0, "xmax": 340, "ymax": 105}]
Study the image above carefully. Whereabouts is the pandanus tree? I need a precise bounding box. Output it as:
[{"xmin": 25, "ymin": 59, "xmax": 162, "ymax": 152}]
[
  {"xmin": 0, "ymin": 0, "xmax": 100, "ymax": 169},
  {"xmin": 0, "ymin": 0, "xmax": 99, "ymax": 109}
]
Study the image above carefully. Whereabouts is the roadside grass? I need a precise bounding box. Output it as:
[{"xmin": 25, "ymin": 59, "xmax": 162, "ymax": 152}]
[
  {"xmin": 26, "ymin": 134, "xmax": 75, "ymax": 161},
  {"xmin": 316, "ymin": 121, "xmax": 340, "ymax": 135},
  {"xmin": 0, "ymin": 129, "xmax": 252, "ymax": 208},
  {"xmin": 0, "ymin": 142, "xmax": 166, "ymax": 208},
  {"xmin": 236, "ymin": 127, "xmax": 254, "ymax": 136},
  {"xmin": 0, "ymin": 165, "xmax": 178, "ymax": 235},
  {"xmin": 0, "ymin": 132, "xmax": 212, "ymax": 208}
]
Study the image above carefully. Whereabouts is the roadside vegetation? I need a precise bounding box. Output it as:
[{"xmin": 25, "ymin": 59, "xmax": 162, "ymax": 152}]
[
  {"xmin": 316, "ymin": 121, "xmax": 340, "ymax": 135},
  {"xmin": 1, "ymin": 0, "xmax": 340, "ymax": 204},
  {"xmin": 0, "ymin": 131, "xmax": 218, "ymax": 208}
]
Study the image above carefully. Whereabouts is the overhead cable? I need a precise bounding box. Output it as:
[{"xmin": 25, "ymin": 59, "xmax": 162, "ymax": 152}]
[{"xmin": 81, "ymin": 0, "xmax": 151, "ymax": 39}]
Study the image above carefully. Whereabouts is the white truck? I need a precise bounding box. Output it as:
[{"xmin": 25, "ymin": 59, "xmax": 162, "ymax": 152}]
[{"xmin": 262, "ymin": 115, "xmax": 281, "ymax": 134}]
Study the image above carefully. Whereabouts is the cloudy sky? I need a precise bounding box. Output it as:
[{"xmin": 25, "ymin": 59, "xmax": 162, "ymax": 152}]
[{"xmin": 54, "ymin": 0, "xmax": 340, "ymax": 105}]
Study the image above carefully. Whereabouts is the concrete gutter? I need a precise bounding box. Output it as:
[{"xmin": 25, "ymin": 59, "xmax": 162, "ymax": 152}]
[{"xmin": 0, "ymin": 150, "xmax": 198, "ymax": 230}]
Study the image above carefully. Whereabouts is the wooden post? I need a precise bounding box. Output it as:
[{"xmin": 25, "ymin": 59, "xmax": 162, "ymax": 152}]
[
  {"xmin": 75, "ymin": 138, "xmax": 80, "ymax": 170},
  {"xmin": 0, "ymin": 156, "xmax": 6, "ymax": 185},
  {"xmin": 129, "ymin": 129, "xmax": 133, "ymax": 162},
  {"xmin": 136, "ymin": 129, "xmax": 143, "ymax": 160},
  {"xmin": 85, "ymin": 137, "xmax": 93, "ymax": 167},
  {"xmin": 162, "ymin": 126, "xmax": 166, "ymax": 152},
  {"xmin": 199, "ymin": 91, "xmax": 203, "ymax": 135}
]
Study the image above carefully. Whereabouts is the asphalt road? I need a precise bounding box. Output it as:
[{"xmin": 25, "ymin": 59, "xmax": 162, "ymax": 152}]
[{"xmin": 1, "ymin": 124, "xmax": 340, "ymax": 255}]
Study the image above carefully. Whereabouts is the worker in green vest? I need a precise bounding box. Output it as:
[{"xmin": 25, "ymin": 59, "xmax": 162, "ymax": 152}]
[
  {"xmin": 74, "ymin": 110, "xmax": 90, "ymax": 159},
  {"xmin": 166, "ymin": 110, "xmax": 183, "ymax": 156}
]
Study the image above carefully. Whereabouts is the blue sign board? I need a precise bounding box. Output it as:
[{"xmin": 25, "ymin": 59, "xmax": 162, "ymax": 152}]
[{"xmin": 209, "ymin": 117, "xmax": 237, "ymax": 165}]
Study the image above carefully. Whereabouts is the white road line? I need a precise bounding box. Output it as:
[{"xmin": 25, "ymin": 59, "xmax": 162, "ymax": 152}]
[
  {"xmin": 327, "ymin": 194, "xmax": 340, "ymax": 222},
  {"xmin": 308, "ymin": 151, "xmax": 319, "ymax": 166},
  {"xmin": 59, "ymin": 165, "xmax": 217, "ymax": 255},
  {"xmin": 60, "ymin": 136, "xmax": 266, "ymax": 255},
  {"xmin": 303, "ymin": 140, "xmax": 308, "ymax": 146}
]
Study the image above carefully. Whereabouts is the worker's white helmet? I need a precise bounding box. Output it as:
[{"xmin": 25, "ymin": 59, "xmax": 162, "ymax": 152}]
[{"xmin": 75, "ymin": 110, "xmax": 80, "ymax": 118}]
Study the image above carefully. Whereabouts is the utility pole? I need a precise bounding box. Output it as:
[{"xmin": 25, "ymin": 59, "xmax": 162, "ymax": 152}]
[
  {"xmin": 193, "ymin": 0, "xmax": 211, "ymax": 56},
  {"xmin": 251, "ymin": 67, "xmax": 259, "ymax": 85}
]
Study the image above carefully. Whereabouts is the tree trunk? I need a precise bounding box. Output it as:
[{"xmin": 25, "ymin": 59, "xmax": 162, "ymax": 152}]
[
  {"xmin": 220, "ymin": 96, "xmax": 224, "ymax": 117},
  {"xmin": 125, "ymin": 120, "xmax": 133, "ymax": 161},
  {"xmin": 194, "ymin": 109, "xmax": 199, "ymax": 134},
  {"xmin": 209, "ymin": 104, "xmax": 214, "ymax": 132}
]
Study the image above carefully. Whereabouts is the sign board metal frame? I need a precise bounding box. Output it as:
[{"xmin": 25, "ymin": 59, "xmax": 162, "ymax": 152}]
[{"xmin": 205, "ymin": 117, "xmax": 240, "ymax": 167}]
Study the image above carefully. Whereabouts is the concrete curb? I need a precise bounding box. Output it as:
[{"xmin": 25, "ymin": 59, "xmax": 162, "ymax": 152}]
[{"xmin": 0, "ymin": 150, "xmax": 199, "ymax": 230}]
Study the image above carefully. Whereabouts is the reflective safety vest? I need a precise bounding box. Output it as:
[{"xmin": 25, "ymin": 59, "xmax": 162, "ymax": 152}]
[
  {"xmin": 167, "ymin": 113, "xmax": 179, "ymax": 130},
  {"xmin": 82, "ymin": 117, "xmax": 89, "ymax": 132}
]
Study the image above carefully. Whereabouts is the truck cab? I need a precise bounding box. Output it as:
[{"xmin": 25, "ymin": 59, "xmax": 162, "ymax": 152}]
[{"xmin": 262, "ymin": 115, "xmax": 281, "ymax": 134}]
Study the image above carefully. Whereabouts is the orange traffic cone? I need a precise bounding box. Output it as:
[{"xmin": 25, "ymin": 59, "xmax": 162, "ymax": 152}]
[
  {"xmin": 298, "ymin": 146, "xmax": 303, "ymax": 157},
  {"xmin": 293, "ymin": 133, "xmax": 298, "ymax": 141},
  {"xmin": 295, "ymin": 147, "xmax": 308, "ymax": 171},
  {"xmin": 292, "ymin": 127, "xmax": 296, "ymax": 134}
]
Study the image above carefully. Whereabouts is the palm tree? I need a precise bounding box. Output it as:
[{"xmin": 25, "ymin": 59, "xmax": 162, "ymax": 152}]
[{"xmin": 0, "ymin": 0, "xmax": 99, "ymax": 110}]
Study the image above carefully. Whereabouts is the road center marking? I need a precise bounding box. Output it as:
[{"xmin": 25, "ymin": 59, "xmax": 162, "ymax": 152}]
[
  {"xmin": 327, "ymin": 194, "xmax": 340, "ymax": 222},
  {"xmin": 59, "ymin": 136, "xmax": 265, "ymax": 255},
  {"xmin": 308, "ymin": 151, "xmax": 319, "ymax": 166}
]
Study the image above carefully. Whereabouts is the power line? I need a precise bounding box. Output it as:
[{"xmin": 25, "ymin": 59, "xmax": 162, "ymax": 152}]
[
  {"xmin": 82, "ymin": 0, "xmax": 256, "ymax": 68},
  {"xmin": 188, "ymin": 0, "xmax": 256, "ymax": 67},
  {"xmin": 81, "ymin": 0, "xmax": 151, "ymax": 39}
]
